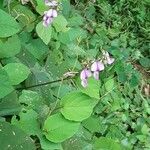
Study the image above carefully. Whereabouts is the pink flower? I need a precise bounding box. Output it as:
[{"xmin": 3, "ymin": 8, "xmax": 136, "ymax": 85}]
[
  {"xmin": 102, "ymin": 51, "xmax": 115, "ymax": 65},
  {"xmin": 80, "ymin": 69, "xmax": 92, "ymax": 87},
  {"xmin": 91, "ymin": 61, "xmax": 104, "ymax": 80},
  {"xmin": 43, "ymin": 9, "xmax": 58, "ymax": 27}
]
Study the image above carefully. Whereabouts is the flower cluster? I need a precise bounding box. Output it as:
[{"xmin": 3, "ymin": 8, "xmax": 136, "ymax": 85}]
[
  {"xmin": 43, "ymin": 0, "xmax": 58, "ymax": 27},
  {"xmin": 80, "ymin": 51, "xmax": 115, "ymax": 87}
]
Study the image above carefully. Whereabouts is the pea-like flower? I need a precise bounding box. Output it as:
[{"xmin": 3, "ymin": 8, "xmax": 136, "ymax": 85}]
[
  {"xmin": 102, "ymin": 51, "xmax": 115, "ymax": 65},
  {"xmin": 45, "ymin": 0, "xmax": 58, "ymax": 7},
  {"xmin": 43, "ymin": 9, "xmax": 57, "ymax": 27},
  {"xmin": 80, "ymin": 69, "xmax": 92, "ymax": 87},
  {"xmin": 91, "ymin": 61, "xmax": 104, "ymax": 80}
]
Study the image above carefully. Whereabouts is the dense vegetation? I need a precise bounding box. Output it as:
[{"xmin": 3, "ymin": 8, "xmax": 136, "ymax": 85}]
[{"xmin": 0, "ymin": 0, "xmax": 149, "ymax": 150}]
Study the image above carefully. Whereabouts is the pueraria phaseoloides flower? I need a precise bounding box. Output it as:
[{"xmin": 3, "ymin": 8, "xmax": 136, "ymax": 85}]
[
  {"xmin": 80, "ymin": 69, "xmax": 92, "ymax": 87},
  {"xmin": 91, "ymin": 61, "xmax": 104, "ymax": 80},
  {"xmin": 43, "ymin": 9, "xmax": 58, "ymax": 27},
  {"xmin": 80, "ymin": 51, "xmax": 115, "ymax": 88},
  {"xmin": 102, "ymin": 51, "xmax": 115, "ymax": 65},
  {"xmin": 43, "ymin": 0, "xmax": 58, "ymax": 27}
]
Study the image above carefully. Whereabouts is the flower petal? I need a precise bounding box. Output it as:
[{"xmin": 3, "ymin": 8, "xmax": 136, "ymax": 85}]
[
  {"xmin": 97, "ymin": 61, "xmax": 105, "ymax": 71},
  {"xmin": 86, "ymin": 69, "xmax": 92, "ymax": 78},
  {"xmin": 91, "ymin": 61, "xmax": 98, "ymax": 72},
  {"xmin": 107, "ymin": 57, "xmax": 115, "ymax": 65},
  {"xmin": 93, "ymin": 71, "xmax": 99, "ymax": 80},
  {"xmin": 80, "ymin": 69, "xmax": 86, "ymax": 80},
  {"xmin": 91, "ymin": 61, "xmax": 104, "ymax": 71},
  {"xmin": 43, "ymin": 17, "xmax": 53, "ymax": 27},
  {"xmin": 52, "ymin": 9, "xmax": 58, "ymax": 18},
  {"xmin": 81, "ymin": 79, "xmax": 88, "ymax": 87},
  {"xmin": 80, "ymin": 69, "xmax": 91, "ymax": 80},
  {"xmin": 46, "ymin": 9, "xmax": 53, "ymax": 17}
]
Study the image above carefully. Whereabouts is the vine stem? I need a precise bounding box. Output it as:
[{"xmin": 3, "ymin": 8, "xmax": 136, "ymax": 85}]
[{"xmin": 16, "ymin": 76, "xmax": 77, "ymax": 90}]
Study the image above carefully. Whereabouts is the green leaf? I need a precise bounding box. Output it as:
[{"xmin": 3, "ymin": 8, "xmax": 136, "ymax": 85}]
[
  {"xmin": 77, "ymin": 77, "xmax": 101, "ymax": 99},
  {"xmin": 0, "ymin": 91, "xmax": 21, "ymax": 116},
  {"xmin": 93, "ymin": 137, "xmax": 124, "ymax": 150},
  {"xmin": 53, "ymin": 15, "xmax": 68, "ymax": 32},
  {"xmin": 19, "ymin": 90, "xmax": 40, "ymax": 107},
  {"xmin": 66, "ymin": 44, "xmax": 86, "ymax": 56},
  {"xmin": 3, "ymin": 63, "xmax": 31, "ymax": 85},
  {"xmin": 36, "ymin": 21, "xmax": 52, "ymax": 45},
  {"xmin": 12, "ymin": 4, "xmax": 36, "ymax": 32},
  {"xmin": 35, "ymin": 0, "xmax": 48, "ymax": 15},
  {"xmin": 62, "ymin": 126, "xmax": 93, "ymax": 150},
  {"xmin": 0, "ymin": 35, "xmax": 21, "ymax": 58},
  {"xmin": 58, "ymin": 28, "xmax": 87, "ymax": 44},
  {"xmin": 0, "ymin": 121, "xmax": 36, "ymax": 150},
  {"xmin": 141, "ymin": 124, "xmax": 149, "ymax": 135},
  {"xmin": 43, "ymin": 113, "xmax": 80, "ymax": 143},
  {"xmin": 0, "ymin": 69, "xmax": 14, "ymax": 99},
  {"xmin": 25, "ymin": 38, "xmax": 49, "ymax": 60},
  {"xmin": 11, "ymin": 109, "xmax": 41, "ymax": 136},
  {"xmin": 38, "ymin": 135, "xmax": 63, "ymax": 150},
  {"xmin": 0, "ymin": 9, "xmax": 20, "ymax": 38},
  {"xmin": 105, "ymin": 78, "xmax": 115, "ymax": 92},
  {"xmin": 60, "ymin": 92, "xmax": 96, "ymax": 121},
  {"xmin": 82, "ymin": 116, "xmax": 101, "ymax": 133}
]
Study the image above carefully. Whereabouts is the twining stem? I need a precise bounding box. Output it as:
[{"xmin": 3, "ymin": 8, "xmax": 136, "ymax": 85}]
[{"xmin": 16, "ymin": 76, "xmax": 76, "ymax": 90}]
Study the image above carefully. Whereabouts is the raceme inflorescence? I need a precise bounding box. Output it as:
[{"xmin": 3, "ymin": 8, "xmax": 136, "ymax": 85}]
[
  {"xmin": 80, "ymin": 51, "xmax": 115, "ymax": 87},
  {"xmin": 43, "ymin": 0, "xmax": 58, "ymax": 27}
]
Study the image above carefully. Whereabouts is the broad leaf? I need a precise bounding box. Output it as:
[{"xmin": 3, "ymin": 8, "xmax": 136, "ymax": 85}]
[
  {"xmin": 0, "ymin": 69, "xmax": 14, "ymax": 99},
  {"xmin": 77, "ymin": 77, "xmax": 101, "ymax": 99},
  {"xmin": 25, "ymin": 38, "xmax": 49, "ymax": 60},
  {"xmin": 43, "ymin": 113, "xmax": 80, "ymax": 143},
  {"xmin": 35, "ymin": 0, "xmax": 47, "ymax": 15},
  {"xmin": 60, "ymin": 92, "xmax": 96, "ymax": 121},
  {"xmin": 0, "ymin": 9, "xmax": 20, "ymax": 37},
  {"xmin": 19, "ymin": 90, "xmax": 40, "ymax": 107},
  {"xmin": 53, "ymin": 15, "xmax": 68, "ymax": 32},
  {"xmin": 0, "ymin": 35, "xmax": 21, "ymax": 58},
  {"xmin": 105, "ymin": 78, "xmax": 115, "ymax": 92},
  {"xmin": 0, "ymin": 121, "xmax": 36, "ymax": 150},
  {"xmin": 3, "ymin": 63, "xmax": 31, "ymax": 85},
  {"xmin": 36, "ymin": 21, "xmax": 52, "ymax": 45},
  {"xmin": 11, "ymin": 109, "xmax": 41, "ymax": 136},
  {"xmin": 82, "ymin": 116, "xmax": 101, "ymax": 133},
  {"xmin": 93, "ymin": 137, "xmax": 125, "ymax": 150},
  {"xmin": 0, "ymin": 91, "xmax": 21, "ymax": 116}
]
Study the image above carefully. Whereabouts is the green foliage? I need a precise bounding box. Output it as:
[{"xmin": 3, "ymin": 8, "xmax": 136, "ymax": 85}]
[
  {"xmin": 43, "ymin": 113, "xmax": 80, "ymax": 143},
  {"xmin": 60, "ymin": 92, "xmax": 96, "ymax": 121},
  {"xmin": 36, "ymin": 21, "xmax": 52, "ymax": 45},
  {"xmin": 0, "ymin": 69, "xmax": 14, "ymax": 99},
  {"xmin": 3, "ymin": 63, "xmax": 31, "ymax": 85},
  {"xmin": 0, "ymin": 121, "xmax": 36, "ymax": 150},
  {"xmin": 53, "ymin": 15, "xmax": 68, "ymax": 32},
  {"xmin": 77, "ymin": 77, "xmax": 101, "ymax": 99},
  {"xmin": 0, "ymin": 35, "xmax": 21, "ymax": 58},
  {"xmin": 93, "ymin": 137, "xmax": 125, "ymax": 150},
  {"xmin": 0, "ymin": 0, "xmax": 149, "ymax": 149},
  {"xmin": 0, "ymin": 9, "xmax": 20, "ymax": 37}
]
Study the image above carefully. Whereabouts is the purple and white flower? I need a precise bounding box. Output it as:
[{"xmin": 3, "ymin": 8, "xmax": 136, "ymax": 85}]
[
  {"xmin": 80, "ymin": 69, "xmax": 92, "ymax": 87},
  {"xmin": 91, "ymin": 61, "xmax": 104, "ymax": 80},
  {"xmin": 43, "ymin": 9, "xmax": 58, "ymax": 27},
  {"xmin": 102, "ymin": 51, "xmax": 115, "ymax": 65}
]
